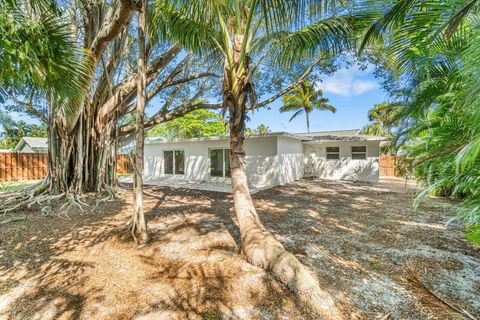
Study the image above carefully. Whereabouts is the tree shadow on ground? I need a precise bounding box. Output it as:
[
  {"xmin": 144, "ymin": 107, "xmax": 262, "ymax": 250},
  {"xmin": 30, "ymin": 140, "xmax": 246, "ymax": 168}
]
[
  {"xmin": 1, "ymin": 179, "xmax": 479, "ymax": 319},
  {"xmin": 0, "ymin": 185, "xmax": 308, "ymax": 320}
]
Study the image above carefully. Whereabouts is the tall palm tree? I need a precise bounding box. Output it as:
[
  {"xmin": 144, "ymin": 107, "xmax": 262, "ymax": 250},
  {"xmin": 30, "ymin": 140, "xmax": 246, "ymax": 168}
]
[
  {"xmin": 280, "ymin": 80, "xmax": 336, "ymax": 132},
  {"xmin": 151, "ymin": 1, "xmax": 359, "ymax": 316}
]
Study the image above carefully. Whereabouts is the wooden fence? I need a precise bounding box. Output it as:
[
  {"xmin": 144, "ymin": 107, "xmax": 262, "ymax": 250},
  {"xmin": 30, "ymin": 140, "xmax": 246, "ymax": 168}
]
[
  {"xmin": 379, "ymin": 155, "xmax": 401, "ymax": 177},
  {"xmin": 0, "ymin": 153, "xmax": 132, "ymax": 182},
  {"xmin": 116, "ymin": 154, "xmax": 133, "ymax": 174}
]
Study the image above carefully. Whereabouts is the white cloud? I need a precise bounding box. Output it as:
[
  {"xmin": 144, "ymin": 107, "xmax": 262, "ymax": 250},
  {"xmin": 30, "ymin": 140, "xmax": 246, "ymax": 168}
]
[{"xmin": 317, "ymin": 67, "xmax": 379, "ymax": 96}]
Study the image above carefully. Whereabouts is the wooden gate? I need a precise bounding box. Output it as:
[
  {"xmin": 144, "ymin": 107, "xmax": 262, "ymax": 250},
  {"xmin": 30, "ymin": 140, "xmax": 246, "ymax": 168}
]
[{"xmin": 379, "ymin": 155, "xmax": 401, "ymax": 177}]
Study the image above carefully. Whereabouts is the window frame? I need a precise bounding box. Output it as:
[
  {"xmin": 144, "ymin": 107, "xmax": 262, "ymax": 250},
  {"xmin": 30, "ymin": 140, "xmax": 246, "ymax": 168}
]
[
  {"xmin": 163, "ymin": 149, "xmax": 185, "ymax": 175},
  {"xmin": 209, "ymin": 148, "xmax": 230, "ymax": 178},
  {"xmin": 326, "ymin": 146, "xmax": 340, "ymax": 160},
  {"xmin": 351, "ymin": 145, "xmax": 367, "ymax": 160}
]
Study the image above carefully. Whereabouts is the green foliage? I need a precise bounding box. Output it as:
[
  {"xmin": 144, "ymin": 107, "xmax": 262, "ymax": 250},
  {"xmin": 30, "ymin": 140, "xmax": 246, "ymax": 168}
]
[
  {"xmin": 360, "ymin": 101, "xmax": 401, "ymax": 154},
  {"xmin": 0, "ymin": 110, "xmax": 47, "ymax": 149},
  {"xmin": 361, "ymin": 0, "xmax": 480, "ymax": 243},
  {"xmin": 146, "ymin": 110, "xmax": 227, "ymax": 139},
  {"xmin": 0, "ymin": 0, "xmax": 93, "ymax": 117},
  {"xmin": 245, "ymin": 124, "xmax": 271, "ymax": 136},
  {"xmin": 280, "ymin": 80, "xmax": 336, "ymax": 132}
]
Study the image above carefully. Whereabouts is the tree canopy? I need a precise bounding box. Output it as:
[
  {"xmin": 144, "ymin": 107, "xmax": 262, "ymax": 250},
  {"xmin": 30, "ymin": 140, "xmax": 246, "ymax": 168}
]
[
  {"xmin": 361, "ymin": 0, "xmax": 480, "ymax": 243},
  {"xmin": 146, "ymin": 109, "xmax": 227, "ymax": 139}
]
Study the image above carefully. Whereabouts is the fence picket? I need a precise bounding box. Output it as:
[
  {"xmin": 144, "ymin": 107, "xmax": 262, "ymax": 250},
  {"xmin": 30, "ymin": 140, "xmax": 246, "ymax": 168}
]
[{"xmin": 0, "ymin": 153, "xmax": 132, "ymax": 182}]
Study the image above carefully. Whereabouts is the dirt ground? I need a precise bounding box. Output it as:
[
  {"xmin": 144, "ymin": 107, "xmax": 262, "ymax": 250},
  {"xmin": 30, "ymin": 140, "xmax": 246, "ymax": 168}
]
[{"xmin": 0, "ymin": 179, "xmax": 479, "ymax": 319}]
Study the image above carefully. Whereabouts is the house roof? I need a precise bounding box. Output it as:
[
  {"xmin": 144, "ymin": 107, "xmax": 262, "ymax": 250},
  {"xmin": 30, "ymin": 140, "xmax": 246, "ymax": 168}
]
[
  {"xmin": 304, "ymin": 135, "xmax": 389, "ymax": 143},
  {"xmin": 145, "ymin": 129, "xmax": 389, "ymax": 145},
  {"xmin": 145, "ymin": 132, "xmax": 306, "ymax": 144},
  {"xmin": 14, "ymin": 137, "xmax": 48, "ymax": 151},
  {"xmin": 298, "ymin": 129, "xmax": 389, "ymax": 143},
  {"xmin": 295, "ymin": 129, "xmax": 361, "ymax": 137}
]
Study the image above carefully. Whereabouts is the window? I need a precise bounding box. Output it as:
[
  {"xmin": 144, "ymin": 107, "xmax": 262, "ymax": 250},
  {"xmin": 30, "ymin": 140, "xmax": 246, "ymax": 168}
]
[
  {"xmin": 163, "ymin": 150, "xmax": 185, "ymax": 174},
  {"xmin": 209, "ymin": 148, "xmax": 230, "ymax": 177},
  {"xmin": 351, "ymin": 146, "xmax": 367, "ymax": 160},
  {"xmin": 326, "ymin": 147, "xmax": 340, "ymax": 160}
]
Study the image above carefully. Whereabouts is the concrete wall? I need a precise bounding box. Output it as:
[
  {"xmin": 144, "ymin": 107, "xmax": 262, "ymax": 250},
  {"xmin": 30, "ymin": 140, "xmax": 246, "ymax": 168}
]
[
  {"xmin": 144, "ymin": 136, "xmax": 279, "ymax": 189},
  {"xmin": 304, "ymin": 141, "xmax": 380, "ymax": 182},
  {"xmin": 276, "ymin": 136, "xmax": 304, "ymax": 185}
]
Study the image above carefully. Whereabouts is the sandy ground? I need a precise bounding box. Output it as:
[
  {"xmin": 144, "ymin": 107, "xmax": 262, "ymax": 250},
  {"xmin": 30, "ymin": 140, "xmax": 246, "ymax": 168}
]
[{"xmin": 0, "ymin": 179, "xmax": 479, "ymax": 320}]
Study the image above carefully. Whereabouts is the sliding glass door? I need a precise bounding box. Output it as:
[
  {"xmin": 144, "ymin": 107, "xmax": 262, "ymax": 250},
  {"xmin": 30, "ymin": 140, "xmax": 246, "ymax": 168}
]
[
  {"xmin": 163, "ymin": 150, "xmax": 185, "ymax": 175},
  {"xmin": 209, "ymin": 148, "xmax": 230, "ymax": 178}
]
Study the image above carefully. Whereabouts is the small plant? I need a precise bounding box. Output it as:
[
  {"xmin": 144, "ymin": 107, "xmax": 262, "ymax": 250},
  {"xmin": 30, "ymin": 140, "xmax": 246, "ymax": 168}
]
[{"xmin": 202, "ymin": 309, "xmax": 221, "ymax": 320}]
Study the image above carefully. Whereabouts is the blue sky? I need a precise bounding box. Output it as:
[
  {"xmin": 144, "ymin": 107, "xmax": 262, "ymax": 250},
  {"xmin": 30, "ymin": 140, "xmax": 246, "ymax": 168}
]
[{"xmin": 248, "ymin": 64, "xmax": 388, "ymax": 133}]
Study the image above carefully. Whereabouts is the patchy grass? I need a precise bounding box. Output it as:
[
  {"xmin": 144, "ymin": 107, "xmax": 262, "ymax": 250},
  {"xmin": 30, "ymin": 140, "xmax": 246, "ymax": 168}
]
[{"xmin": 0, "ymin": 179, "xmax": 478, "ymax": 319}]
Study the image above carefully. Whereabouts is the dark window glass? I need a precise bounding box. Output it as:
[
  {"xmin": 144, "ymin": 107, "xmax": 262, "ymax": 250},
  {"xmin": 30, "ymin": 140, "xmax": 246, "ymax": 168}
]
[
  {"xmin": 326, "ymin": 147, "xmax": 339, "ymax": 153},
  {"xmin": 175, "ymin": 150, "xmax": 185, "ymax": 174},
  {"xmin": 164, "ymin": 151, "xmax": 173, "ymax": 174},
  {"xmin": 326, "ymin": 153, "xmax": 340, "ymax": 160},
  {"xmin": 351, "ymin": 146, "xmax": 367, "ymax": 160},
  {"xmin": 352, "ymin": 153, "xmax": 366, "ymax": 160},
  {"xmin": 351, "ymin": 146, "xmax": 366, "ymax": 153},
  {"xmin": 224, "ymin": 149, "xmax": 231, "ymax": 177},
  {"xmin": 210, "ymin": 149, "xmax": 223, "ymax": 177},
  {"xmin": 326, "ymin": 146, "xmax": 340, "ymax": 160}
]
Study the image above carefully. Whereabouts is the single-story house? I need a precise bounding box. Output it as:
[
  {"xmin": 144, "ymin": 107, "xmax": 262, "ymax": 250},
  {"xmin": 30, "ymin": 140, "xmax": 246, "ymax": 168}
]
[
  {"xmin": 144, "ymin": 129, "xmax": 388, "ymax": 190},
  {"xmin": 14, "ymin": 137, "xmax": 48, "ymax": 153}
]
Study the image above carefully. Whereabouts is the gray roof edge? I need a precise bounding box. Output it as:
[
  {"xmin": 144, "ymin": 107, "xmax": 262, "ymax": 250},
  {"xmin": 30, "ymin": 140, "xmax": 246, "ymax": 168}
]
[
  {"xmin": 145, "ymin": 132, "xmax": 310, "ymax": 144},
  {"xmin": 303, "ymin": 135, "xmax": 389, "ymax": 143}
]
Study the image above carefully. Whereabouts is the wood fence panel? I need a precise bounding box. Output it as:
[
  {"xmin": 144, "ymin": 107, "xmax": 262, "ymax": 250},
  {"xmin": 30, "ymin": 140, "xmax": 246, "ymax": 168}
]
[
  {"xmin": 379, "ymin": 155, "xmax": 401, "ymax": 177},
  {"xmin": 116, "ymin": 154, "xmax": 133, "ymax": 174},
  {"xmin": 0, "ymin": 153, "xmax": 132, "ymax": 182}
]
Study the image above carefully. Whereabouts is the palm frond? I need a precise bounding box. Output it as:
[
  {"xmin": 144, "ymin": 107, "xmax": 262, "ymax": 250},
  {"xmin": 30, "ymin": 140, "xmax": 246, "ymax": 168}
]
[{"xmin": 288, "ymin": 109, "xmax": 304, "ymax": 122}]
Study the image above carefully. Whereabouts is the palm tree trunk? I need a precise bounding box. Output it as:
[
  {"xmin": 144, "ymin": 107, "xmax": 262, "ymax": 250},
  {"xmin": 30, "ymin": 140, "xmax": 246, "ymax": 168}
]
[
  {"xmin": 226, "ymin": 34, "xmax": 340, "ymax": 318},
  {"xmin": 131, "ymin": 2, "xmax": 149, "ymax": 245},
  {"xmin": 306, "ymin": 110, "xmax": 310, "ymax": 133}
]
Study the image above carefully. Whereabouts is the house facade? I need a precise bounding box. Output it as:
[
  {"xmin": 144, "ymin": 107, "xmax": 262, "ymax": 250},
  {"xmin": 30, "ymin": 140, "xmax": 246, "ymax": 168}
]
[{"xmin": 144, "ymin": 130, "xmax": 387, "ymax": 189}]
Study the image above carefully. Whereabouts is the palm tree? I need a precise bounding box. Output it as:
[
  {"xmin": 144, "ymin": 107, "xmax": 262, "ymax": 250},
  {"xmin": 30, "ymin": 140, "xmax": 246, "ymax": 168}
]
[
  {"xmin": 0, "ymin": 0, "xmax": 92, "ymax": 107},
  {"xmin": 151, "ymin": 1, "xmax": 359, "ymax": 316},
  {"xmin": 359, "ymin": 1, "xmax": 480, "ymax": 245},
  {"xmin": 280, "ymin": 80, "xmax": 336, "ymax": 133}
]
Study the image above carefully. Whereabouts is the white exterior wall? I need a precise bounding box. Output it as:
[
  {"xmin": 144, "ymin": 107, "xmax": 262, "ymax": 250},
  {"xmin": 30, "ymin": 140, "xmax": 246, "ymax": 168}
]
[
  {"xmin": 143, "ymin": 136, "xmax": 279, "ymax": 189},
  {"xmin": 276, "ymin": 136, "xmax": 304, "ymax": 185},
  {"xmin": 304, "ymin": 141, "xmax": 380, "ymax": 182}
]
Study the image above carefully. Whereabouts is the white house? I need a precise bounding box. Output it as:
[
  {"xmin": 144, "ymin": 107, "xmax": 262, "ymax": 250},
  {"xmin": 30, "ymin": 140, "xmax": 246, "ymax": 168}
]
[
  {"xmin": 14, "ymin": 137, "xmax": 48, "ymax": 153},
  {"xmin": 143, "ymin": 129, "xmax": 388, "ymax": 190}
]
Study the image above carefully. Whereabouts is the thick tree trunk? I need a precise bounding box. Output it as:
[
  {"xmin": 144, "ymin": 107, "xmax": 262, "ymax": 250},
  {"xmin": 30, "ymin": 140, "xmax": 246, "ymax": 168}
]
[
  {"xmin": 131, "ymin": 2, "xmax": 149, "ymax": 244},
  {"xmin": 226, "ymin": 34, "xmax": 341, "ymax": 318},
  {"xmin": 47, "ymin": 110, "xmax": 118, "ymax": 195}
]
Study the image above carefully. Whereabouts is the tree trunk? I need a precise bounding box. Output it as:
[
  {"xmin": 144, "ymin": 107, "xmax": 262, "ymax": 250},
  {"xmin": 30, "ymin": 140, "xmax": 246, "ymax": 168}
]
[
  {"xmin": 131, "ymin": 1, "xmax": 149, "ymax": 245},
  {"xmin": 226, "ymin": 34, "xmax": 341, "ymax": 318},
  {"xmin": 47, "ymin": 107, "xmax": 118, "ymax": 195},
  {"xmin": 306, "ymin": 111, "xmax": 310, "ymax": 133}
]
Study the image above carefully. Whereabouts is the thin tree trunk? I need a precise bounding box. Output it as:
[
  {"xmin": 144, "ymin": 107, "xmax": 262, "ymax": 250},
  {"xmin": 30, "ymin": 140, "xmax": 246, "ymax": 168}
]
[
  {"xmin": 306, "ymin": 111, "xmax": 310, "ymax": 133},
  {"xmin": 226, "ymin": 33, "xmax": 341, "ymax": 318},
  {"xmin": 131, "ymin": 1, "xmax": 149, "ymax": 245}
]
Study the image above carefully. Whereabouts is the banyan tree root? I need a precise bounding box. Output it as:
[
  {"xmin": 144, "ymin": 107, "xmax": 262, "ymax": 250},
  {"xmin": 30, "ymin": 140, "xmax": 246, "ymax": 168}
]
[
  {"xmin": 0, "ymin": 215, "xmax": 27, "ymax": 225},
  {"xmin": 1, "ymin": 180, "xmax": 93, "ymax": 219},
  {"xmin": 1, "ymin": 181, "xmax": 50, "ymax": 216},
  {"xmin": 242, "ymin": 228, "xmax": 343, "ymax": 319}
]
